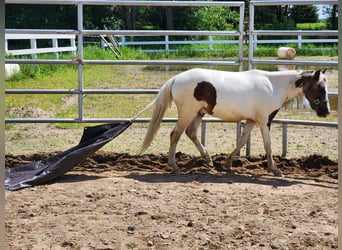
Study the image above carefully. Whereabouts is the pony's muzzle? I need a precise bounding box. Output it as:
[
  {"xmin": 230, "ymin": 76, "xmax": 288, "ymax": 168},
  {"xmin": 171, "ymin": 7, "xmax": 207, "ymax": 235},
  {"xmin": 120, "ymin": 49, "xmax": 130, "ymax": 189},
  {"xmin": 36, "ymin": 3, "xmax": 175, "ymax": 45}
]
[{"xmin": 316, "ymin": 105, "xmax": 330, "ymax": 117}]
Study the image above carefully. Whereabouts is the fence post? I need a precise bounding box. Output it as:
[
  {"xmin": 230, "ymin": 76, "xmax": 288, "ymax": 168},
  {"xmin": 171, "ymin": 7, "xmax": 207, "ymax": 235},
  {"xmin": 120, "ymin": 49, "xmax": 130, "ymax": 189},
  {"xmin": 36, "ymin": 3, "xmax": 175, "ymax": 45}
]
[
  {"xmin": 100, "ymin": 38, "xmax": 105, "ymax": 50},
  {"xmin": 52, "ymin": 38, "xmax": 59, "ymax": 59},
  {"xmin": 165, "ymin": 35, "xmax": 169, "ymax": 52},
  {"xmin": 248, "ymin": 2, "xmax": 254, "ymax": 70},
  {"xmin": 236, "ymin": 121, "xmax": 242, "ymax": 156},
  {"xmin": 238, "ymin": 2, "xmax": 245, "ymax": 72},
  {"xmin": 70, "ymin": 37, "xmax": 76, "ymax": 56},
  {"xmin": 298, "ymin": 32, "xmax": 302, "ymax": 49},
  {"xmin": 282, "ymin": 123, "xmax": 288, "ymax": 157},
  {"xmin": 121, "ymin": 36, "xmax": 125, "ymax": 46},
  {"xmin": 253, "ymin": 35, "xmax": 257, "ymax": 50},
  {"xmin": 5, "ymin": 38, "xmax": 8, "ymax": 54},
  {"xmin": 77, "ymin": 3, "xmax": 84, "ymax": 121},
  {"xmin": 246, "ymin": 135, "xmax": 251, "ymax": 156},
  {"xmin": 201, "ymin": 120, "xmax": 206, "ymax": 146},
  {"xmin": 209, "ymin": 35, "xmax": 213, "ymax": 50},
  {"xmin": 30, "ymin": 38, "xmax": 37, "ymax": 59}
]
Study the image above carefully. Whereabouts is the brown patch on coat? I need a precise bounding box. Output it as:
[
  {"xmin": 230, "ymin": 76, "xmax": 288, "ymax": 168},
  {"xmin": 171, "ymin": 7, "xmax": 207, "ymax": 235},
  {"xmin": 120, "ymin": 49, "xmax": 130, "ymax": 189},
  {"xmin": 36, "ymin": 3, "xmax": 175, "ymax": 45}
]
[
  {"xmin": 295, "ymin": 70, "xmax": 314, "ymax": 88},
  {"xmin": 193, "ymin": 81, "xmax": 217, "ymax": 115}
]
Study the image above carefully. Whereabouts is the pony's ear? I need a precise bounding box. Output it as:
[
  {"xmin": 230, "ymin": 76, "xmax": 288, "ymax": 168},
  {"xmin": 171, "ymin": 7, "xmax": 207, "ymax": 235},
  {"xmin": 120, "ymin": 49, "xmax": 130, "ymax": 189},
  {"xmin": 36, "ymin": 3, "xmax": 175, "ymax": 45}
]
[
  {"xmin": 322, "ymin": 68, "xmax": 328, "ymax": 74},
  {"xmin": 313, "ymin": 70, "xmax": 321, "ymax": 81}
]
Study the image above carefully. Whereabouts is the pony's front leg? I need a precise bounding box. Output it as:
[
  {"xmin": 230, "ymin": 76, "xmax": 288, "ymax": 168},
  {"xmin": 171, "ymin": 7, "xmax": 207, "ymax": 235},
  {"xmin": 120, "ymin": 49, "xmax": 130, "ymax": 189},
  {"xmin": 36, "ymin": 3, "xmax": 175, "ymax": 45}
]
[
  {"xmin": 259, "ymin": 123, "xmax": 283, "ymax": 177},
  {"xmin": 225, "ymin": 120, "xmax": 256, "ymax": 171}
]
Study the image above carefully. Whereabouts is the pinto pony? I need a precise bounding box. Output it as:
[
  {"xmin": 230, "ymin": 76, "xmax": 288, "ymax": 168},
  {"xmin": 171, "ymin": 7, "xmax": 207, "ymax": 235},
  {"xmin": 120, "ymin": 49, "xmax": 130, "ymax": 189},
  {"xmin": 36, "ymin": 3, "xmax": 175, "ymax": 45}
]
[{"xmin": 136, "ymin": 68, "xmax": 330, "ymax": 177}]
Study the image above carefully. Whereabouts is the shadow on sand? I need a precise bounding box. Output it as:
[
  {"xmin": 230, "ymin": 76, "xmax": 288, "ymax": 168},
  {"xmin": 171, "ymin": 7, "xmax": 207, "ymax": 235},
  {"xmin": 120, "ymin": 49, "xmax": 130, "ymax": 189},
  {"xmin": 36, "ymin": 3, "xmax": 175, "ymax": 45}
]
[{"xmin": 123, "ymin": 171, "xmax": 337, "ymax": 190}]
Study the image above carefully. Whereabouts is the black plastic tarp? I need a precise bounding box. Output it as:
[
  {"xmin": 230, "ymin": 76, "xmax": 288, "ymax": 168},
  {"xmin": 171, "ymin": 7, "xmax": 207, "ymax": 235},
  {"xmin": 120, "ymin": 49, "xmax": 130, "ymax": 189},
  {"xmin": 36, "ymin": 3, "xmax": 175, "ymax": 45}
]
[{"xmin": 5, "ymin": 121, "xmax": 132, "ymax": 191}]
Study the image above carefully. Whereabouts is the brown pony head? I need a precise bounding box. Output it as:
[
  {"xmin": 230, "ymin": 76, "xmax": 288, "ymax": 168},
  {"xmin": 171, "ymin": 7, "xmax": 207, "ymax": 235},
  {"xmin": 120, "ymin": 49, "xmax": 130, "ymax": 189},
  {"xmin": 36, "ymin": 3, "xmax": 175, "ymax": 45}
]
[{"xmin": 295, "ymin": 69, "xmax": 330, "ymax": 117}]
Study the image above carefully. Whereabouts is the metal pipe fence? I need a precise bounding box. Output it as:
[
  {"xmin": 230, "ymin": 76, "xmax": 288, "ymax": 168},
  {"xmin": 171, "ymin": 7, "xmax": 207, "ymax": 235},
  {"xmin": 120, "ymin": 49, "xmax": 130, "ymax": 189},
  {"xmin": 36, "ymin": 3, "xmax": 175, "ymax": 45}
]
[
  {"xmin": 5, "ymin": 0, "xmax": 338, "ymax": 157},
  {"xmin": 5, "ymin": 0, "xmax": 245, "ymax": 124},
  {"xmin": 248, "ymin": 0, "xmax": 338, "ymax": 69}
]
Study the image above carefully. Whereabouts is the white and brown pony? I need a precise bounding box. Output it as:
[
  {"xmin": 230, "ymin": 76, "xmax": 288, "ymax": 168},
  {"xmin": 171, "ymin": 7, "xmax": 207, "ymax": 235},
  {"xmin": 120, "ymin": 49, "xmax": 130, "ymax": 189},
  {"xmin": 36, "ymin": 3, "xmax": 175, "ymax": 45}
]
[{"xmin": 135, "ymin": 68, "xmax": 330, "ymax": 177}]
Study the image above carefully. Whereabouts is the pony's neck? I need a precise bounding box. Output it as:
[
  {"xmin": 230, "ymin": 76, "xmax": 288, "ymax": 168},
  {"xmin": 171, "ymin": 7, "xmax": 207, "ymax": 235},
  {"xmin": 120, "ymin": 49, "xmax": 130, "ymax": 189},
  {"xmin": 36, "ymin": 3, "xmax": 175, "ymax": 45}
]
[
  {"xmin": 284, "ymin": 80, "xmax": 303, "ymax": 103},
  {"xmin": 273, "ymin": 73, "xmax": 304, "ymax": 106}
]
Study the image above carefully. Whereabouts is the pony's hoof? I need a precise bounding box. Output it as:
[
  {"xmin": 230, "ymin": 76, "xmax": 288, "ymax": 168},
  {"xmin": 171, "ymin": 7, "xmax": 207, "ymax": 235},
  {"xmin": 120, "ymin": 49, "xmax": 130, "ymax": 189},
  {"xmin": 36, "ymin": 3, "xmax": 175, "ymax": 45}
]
[
  {"xmin": 224, "ymin": 159, "xmax": 233, "ymax": 172},
  {"xmin": 202, "ymin": 154, "xmax": 213, "ymax": 166},
  {"xmin": 206, "ymin": 160, "xmax": 214, "ymax": 167},
  {"xmin": 225, "ymin": 169, "xmax": 233, "ymax": 175},
  {"xmin": 273, "ymin": 169, "xmax": 283, "ymax": 177},
  {"xmin": 171, "ymin": 168, "xmax": 182, "ymax": 175}
]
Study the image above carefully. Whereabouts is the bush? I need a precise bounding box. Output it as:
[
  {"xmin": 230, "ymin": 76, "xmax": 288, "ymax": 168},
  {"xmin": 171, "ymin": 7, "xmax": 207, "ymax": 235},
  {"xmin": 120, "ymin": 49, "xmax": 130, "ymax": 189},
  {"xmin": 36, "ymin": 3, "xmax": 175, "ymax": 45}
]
[{"xmin": 296, "ymin": 22, "xmax": 327, "ymax": 30}]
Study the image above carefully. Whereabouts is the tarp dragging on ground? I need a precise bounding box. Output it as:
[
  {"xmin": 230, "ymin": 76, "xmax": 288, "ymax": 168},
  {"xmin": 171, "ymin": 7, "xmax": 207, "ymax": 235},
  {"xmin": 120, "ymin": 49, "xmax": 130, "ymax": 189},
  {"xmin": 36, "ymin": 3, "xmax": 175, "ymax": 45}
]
[{"xmin": 5, "ymin": 121, "xmax": 132, "ymax": 191}]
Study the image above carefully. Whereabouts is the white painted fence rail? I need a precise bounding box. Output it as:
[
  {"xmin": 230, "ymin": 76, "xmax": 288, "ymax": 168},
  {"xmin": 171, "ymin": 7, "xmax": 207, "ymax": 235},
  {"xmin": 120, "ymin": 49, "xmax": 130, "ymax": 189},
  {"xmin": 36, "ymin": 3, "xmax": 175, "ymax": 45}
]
[
  {"xmin": 100, "ymin": 34, "xmax": 337, "ymax": 53},
  {"xmin": 5, "ymin": 34, "xmax": 76, "ymax": 59},
  {"xmin": 7, "ymin": 33, "xmax": 337, "ymax": 57},
  {"xmin": 253, "ymin": 35, "xmax": 338, "ymax": 50},
  {"xmin": 101, "ymin": 35, "xmax": 239, "ymax": 53}
]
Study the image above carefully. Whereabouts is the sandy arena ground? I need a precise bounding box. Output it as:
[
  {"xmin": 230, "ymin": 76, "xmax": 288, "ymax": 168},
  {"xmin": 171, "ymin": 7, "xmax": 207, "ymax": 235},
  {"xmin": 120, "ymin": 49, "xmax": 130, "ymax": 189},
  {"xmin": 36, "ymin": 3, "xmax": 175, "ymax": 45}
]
[{"xmin": 5, "ymin": 151, "xmax": 338, "ymax": 250}]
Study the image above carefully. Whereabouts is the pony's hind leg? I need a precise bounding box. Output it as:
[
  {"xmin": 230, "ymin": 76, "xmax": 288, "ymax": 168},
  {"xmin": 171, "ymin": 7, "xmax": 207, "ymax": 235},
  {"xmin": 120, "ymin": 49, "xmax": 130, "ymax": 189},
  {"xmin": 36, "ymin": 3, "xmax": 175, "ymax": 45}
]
[
  {"xmin": 168, "ymin": 114, "xmax": 197, "ymax": 174},
  {"xmin": 185, "ymin": 113, "xmax": 213, "ymax": 166},
  {"xmin": 225, "ymin": 119, "xmax": 256, "ymax": 171}
]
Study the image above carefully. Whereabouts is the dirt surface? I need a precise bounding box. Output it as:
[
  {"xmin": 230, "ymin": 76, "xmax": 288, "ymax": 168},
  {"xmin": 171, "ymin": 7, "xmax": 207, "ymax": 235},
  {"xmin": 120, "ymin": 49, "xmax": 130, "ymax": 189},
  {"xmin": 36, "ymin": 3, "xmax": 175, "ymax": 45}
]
[{"xmin": 5, "ymin": 151, "xmax": 338, "ymax": 250}]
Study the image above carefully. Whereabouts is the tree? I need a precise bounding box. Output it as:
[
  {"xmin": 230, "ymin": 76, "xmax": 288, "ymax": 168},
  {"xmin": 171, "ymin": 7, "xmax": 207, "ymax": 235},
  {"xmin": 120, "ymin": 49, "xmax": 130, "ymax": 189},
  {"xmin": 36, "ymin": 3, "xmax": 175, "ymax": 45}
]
[
  {"xmin": 5, "ymin": 2, "xmax": 326, "ymax": 35},
  {"xmin": 254, "ymin": 5, "xmax": 294, "ymax": 30},
  {"xmin": 289, "ymin": 5, "xmax": 319, "ymax": 23},
  {"xmin": 194, "ymin": 6, "xmax": 239, "ymax": 31},
  {"xmin": 5, "ymin": 5, "xmax": 77, "ymax": 29},
  {"xmin": 83, "ymin": 6, "xmax": 121, "ymax": 30},
  {"xmin": 324, "ymin": 5, "xmax": 338, "ymax": 29},
  {"xmin": 165, "ymin": 7, "xmax": 174, "ymax": 30}
]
